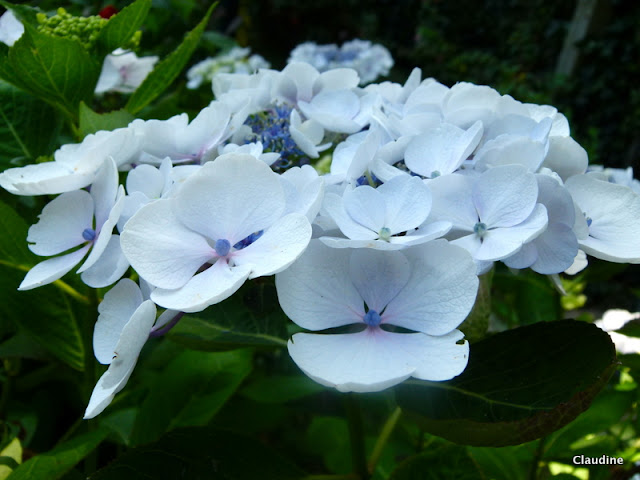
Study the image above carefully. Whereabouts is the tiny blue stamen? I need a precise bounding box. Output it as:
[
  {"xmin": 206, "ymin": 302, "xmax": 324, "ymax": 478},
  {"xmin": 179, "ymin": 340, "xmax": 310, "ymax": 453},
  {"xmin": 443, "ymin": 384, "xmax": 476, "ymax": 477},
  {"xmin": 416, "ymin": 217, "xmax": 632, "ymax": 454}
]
[
  {"xmin": 473, "ymin": 222, "xmax": 488, "ymax": 237},
  {"xmin": 82, "ymin": 228, "xmax": 96, "ymax": 241},
  {"xmin": 363, "ymin": 310, "xmax": 382, "ymax": 327},
  {"xmin": 214, "ymin": 238, "xmax": 231, "ymax": 256},
  {"xmin": 583, "ymin": 212, "xmax": 593, "ymax": 227},
  {"xmin": 431, "ymin": 170, "xmax": 441, "ymax": 178}
]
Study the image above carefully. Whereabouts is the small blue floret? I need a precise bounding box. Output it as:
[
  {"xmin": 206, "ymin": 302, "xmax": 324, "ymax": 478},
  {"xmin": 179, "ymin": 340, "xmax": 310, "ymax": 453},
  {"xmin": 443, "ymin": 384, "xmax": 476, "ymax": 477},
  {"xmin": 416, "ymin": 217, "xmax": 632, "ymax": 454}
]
[
  {"xmin": 82, "ymin": 228, "xmax": 96, "ymax": 241},
  {"xmin": 214, "ymin": 238, "xmax": 231, "ymax": 256},
  {"xmin": 473, "ymin": 222, "xmax": 488, "ymax": 237},
  {"xmin": 363, "ymin": 309, "xmax": 382, "ymax": 327}
]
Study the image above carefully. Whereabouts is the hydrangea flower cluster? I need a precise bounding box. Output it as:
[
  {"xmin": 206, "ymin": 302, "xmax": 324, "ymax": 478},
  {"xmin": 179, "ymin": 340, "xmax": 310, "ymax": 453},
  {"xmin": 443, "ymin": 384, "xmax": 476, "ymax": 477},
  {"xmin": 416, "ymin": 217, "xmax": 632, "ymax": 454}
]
[
  {"xmin": 288, "ymin": 39, "xmax": 394, "ymax": 84},
  {"xmin": 186, "ymin": 47, "xmax": 270, "ymax": 89},
  {"xmin": 3, "ymin": 58, "xmax": 640, "ymax": 419}
]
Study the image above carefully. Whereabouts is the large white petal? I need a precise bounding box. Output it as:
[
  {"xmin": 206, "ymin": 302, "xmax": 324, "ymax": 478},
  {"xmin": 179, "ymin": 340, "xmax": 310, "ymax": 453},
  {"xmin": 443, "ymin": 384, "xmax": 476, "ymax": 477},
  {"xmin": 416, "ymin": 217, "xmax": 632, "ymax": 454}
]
[
  {"xmin": 93, "ymin": 279, "xmax": 143, "ymax": 365},
  {"xmin": 126, "ymin": 164, "xmax": 165, "ymax": 198},
  {"xmin": 233, "ymin": 213, "xmax": 312, "ymax": 279},
  {"xmin": 275, "ymin": 241, "xmax": 364, "ymax": 330},
  {"xmin": 176, "ymin": 154, "xmax": 285, "ymax": 244},
  {"xmin": 151, "ymin": 260, "xmax": 251, "ymax": 313},
  {"xmin": 91, "ymin": 157, "xmax": 119, "ymax": 229},
  {"xmin": 0, "ymin": 162, "xmax": 94, "ymax": 196},
  {"xmin": 27, "ymin": 190, "xmax": 93, "ymax": 256},
  {"xmin": 378, "ymin": 175, "xmax": 432, "ymax": 234},
  {"xmin": 179, "ymin": 101, "xmax": 230, "ymax": 156},
  {"xmin": 343, "ymin": 185, "xmax": 386, "ymax": 233},
  {"xmin": 349, "ymin": 249, "xmax": 410, "ymax": 313},
  {"xmin": 474, "ymin": 135, "xmax": 546, "ymax": 172},
  {"xmin": 426, "ymin": 174, "xmax": 478, "ymax": 230},
  {"xmin": 18, "ymin": 245, "xmax": 90, "ymax": 291},
  {"xmin": 542, "ymin": 136, "xmax": 588, "ymax": 181},
  {"xmin": 529, "ymin": 222, "xmax": 578, "ymax": 274},
  {"xmin": 383, "ymin": 240, "xmax": 478, "ymax": 335},
  {"xmin": 120, "ymin": 199, "xmax": 214, "ymax": 289},
  {"xmin": 323, "ymin": 193, "xmax": 378, "ymax": 240},
  {"xmin": 80, "ymin": 235, "xmax": 130, "ymax": 288},
  {"xmin": 84, "ymin": 300, "xmax": 156, "ymax": 419}
]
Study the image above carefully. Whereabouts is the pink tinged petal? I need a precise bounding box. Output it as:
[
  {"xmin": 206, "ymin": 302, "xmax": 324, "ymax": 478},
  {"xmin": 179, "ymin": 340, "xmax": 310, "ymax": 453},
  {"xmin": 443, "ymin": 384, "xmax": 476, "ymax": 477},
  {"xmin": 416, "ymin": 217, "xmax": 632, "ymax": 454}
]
[
  {"xmin": 176, "ymin": 154, "xmax": 285, "ymax": 244},
  {"xmin": 126, "ymin": 164, "xmax": 164, "ymax": 198},
  {"xmin": 542, "ymin": 136, "xmax": 588, "ymax": 181},
  {"xmin": 84, "ymin": 300, "xmax": 156, "ymax": 419},
  {"xmin": 473, "ymin": 165, "xmax": 538, "ymax": 228},
  {"xmin": 405, "ymin": 121, "xmax": 482, "ymax": 177},
  {"xmin": 349, "ymin": 249, "xmax": 410, "ymax": 313},
  {"xmin": 78, "ymin": 186, "xmax": 125, "ymax": 273},
  {"xmin": 323, "ymin": 193, "xmax": 378, "ymax": 240},
  {"xmin": 91, "ymin": 157, "xmax": 119, "ymax": 229},
  {"xmin": 27, "ymin": 190, "xmax": 94, "ymax": 256},
  {"xmin": 383, "ymin": 240, "xmax": 479, "ymax": 336},
  {"xmin": 121, "ymin": 199, "xmax": 214, "ymax": 289},
  {"xmin": 275, "ymin": 241, "xmax": 365, "ymax": 330},
  {"xmin": 93, "ymin": 278, "xmax": 144, "ymax": 365},
  {"xmin": 378, "ymin": 175, "xmax": 432, "ymax": 234},
  {"xmin": 18, "ymin": 245, "xmax": 91, "ymax": 291},
  {"xmin": 474, "ymin": 136, "xmax": 546, "ymax": 173},
  {"xmin": 566, "ymin": 174, "xmax": 640, "ymax": 262},
  {"xmin": 426, "ymin": 174, "xmax": 478, "ymax": 229},
  {"xmin": 233, "ymin": 213, "xmax": 312, "ymax": 278},
  {"xmin": 344, "ymin": 185, "xmax": 386, "ymax": 233},
  {"xmin": 474, "ymin": 204, "xmax": 548, "ymax": 261},
  {"xmin": 0, "ymin": 162, "xmax": 93, "ymax": 196},
  {"xmin": 81, "ymin": 235, "xmax": 130, "ymax": 288},
  {"xmin": 151, "ymin": 260, "xmax": 252, "ymax": 313}
]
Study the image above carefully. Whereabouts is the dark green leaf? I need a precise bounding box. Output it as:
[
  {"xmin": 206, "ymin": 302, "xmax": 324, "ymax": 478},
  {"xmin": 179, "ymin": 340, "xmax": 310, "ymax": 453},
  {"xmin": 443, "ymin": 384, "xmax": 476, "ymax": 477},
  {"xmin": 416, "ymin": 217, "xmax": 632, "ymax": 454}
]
[
  {"xmin": 7, "ymin": 428, "xmax": 108, "ymax": 480},
  {"xmin": 618, "ymin": 353, "xmax": 640, "ymax": 371},
  {"xmin": 468, "ymin": 444, "xmax": 534, "ymax": 480},
  {"xmin": 0, "ymin": 200, "xmax": 85, "ymax": 370},
  {"xmin": 130, "ymin": 349, "xmax": 252, "ymax": 445},
  {"xmin": 306, "ymin": 416, "xmax": 351, "ymax": 474},
  {"xmin": 78, "ymin": 102, "xmax": 134, "ymax": 138},
  {"xmin": 125, "ymin": 2, "xmax": 217, "ymax": 114},
  {"xmin": 94, "ymin": 0, "xmax": 151, "ymax": 56},
  {"xmin": 0, "ymin": 332, "xmax": 50, "ymax": 360},
  {"xmin": 0, "ymin": 24, "xmax": 100, "ymax": 121},
  {"xmin": 390, "ymin": 444, "xmax": 485, "ymax": 480},
  {"xmin": 458, "ymin": 270, "xmax": 492, "ymax": 342},
  {"xmin": 240, "ymin": 374, "xmax": 325, "ymax": 403},
  {"xmin": 89, "ymin": 427, "xmax": 305, "ymax": 480},
  {"xmin": 615, "ymin": 319, "xmax": 640, "ymax": 338},
  {"xmin": 395, "ymin": 320, "xmax": 617, "ymax": 446}
]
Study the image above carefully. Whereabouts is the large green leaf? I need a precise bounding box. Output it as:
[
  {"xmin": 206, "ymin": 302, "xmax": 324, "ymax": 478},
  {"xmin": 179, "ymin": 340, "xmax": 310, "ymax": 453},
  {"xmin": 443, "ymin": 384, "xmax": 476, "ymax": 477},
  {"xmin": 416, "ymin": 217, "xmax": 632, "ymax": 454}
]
[
  {"xmin": 0, "ymin": 21, "xmax": 100, "ymax": 121},
  {"xmin": 0, "ymin": 80, "xmax": 61, "ymax": 169},
  {"xmin": 389, "ymin": 444, "xmax": 484, "ymax": 480},
  {"xmin": 0, "ymin": 200, "xmax": 85, "ymax": 370},
  {"xmin": 94, "ymin": 0, "xmax": 151, "ymax": 56},
  {"xmin": 78, "ymin": 102, "xmax": 134, "ymax": 138},
  {"xmin": 7, "ymin": 428, "xmax": 108, "ymax": 480},
  {"xmin": 395, "ymin": 320, "xmax": 617, "ymax": 446},
  {"xmin": 125, "ymin": 2, "xmax": 217, "ymax": 114},
  {"xmin": 90, "ymin": 427, "xmax": 305, "ymax": 480},
  {"xmin": 130, "ymin": 349, "xmax": 252, "ymax": 445}
]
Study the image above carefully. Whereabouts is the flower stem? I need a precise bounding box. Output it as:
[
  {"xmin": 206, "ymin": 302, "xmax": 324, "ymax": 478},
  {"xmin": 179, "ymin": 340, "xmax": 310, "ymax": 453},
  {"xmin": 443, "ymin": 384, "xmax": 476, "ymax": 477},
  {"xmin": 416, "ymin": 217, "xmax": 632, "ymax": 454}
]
[
  {"xmin": 345, "ymin": 394, "xmax": 369, "ymax": 480},
  {"xmin": 368, "ymin": 407, "xmax": 402, "ymax": 474}
]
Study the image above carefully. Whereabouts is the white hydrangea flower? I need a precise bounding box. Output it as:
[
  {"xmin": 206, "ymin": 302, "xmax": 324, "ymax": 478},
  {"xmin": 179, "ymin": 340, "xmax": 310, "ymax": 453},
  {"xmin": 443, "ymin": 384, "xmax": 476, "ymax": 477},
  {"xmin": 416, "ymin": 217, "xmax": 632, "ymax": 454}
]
[
  {"xmin": 0, "ymin": 9, "xmax": 23, "ymax": 46},
  {"xmin": 276, "ymin": 240, "xmax": 478, "ymax": 392},
  {"xmin": 186, "ymin": 47, "xmax": 270, "ymax": 89},
  {"xmin": 594, "ymin": 309, "xmax": 640, "ymax": 355},
  {"xmin": 95, "ymin": 49, "xmax": 159, "ymax": 94},
  {"xmin": 121, "ymin": 154, "xmax": 312, "ymax": 313}
]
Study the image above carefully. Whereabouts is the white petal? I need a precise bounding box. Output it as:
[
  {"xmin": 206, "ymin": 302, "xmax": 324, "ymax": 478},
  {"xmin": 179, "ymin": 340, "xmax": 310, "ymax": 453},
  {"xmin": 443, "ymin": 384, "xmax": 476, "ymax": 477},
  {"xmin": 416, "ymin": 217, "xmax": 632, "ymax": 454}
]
[
  {"xmin": 0, "ymin": 162, "xmax": 93, "ymax": 196},
  {"xmin": 18, "ymin": 245, "xmax": 90, "ymax": 291},
  {"xmin": 275, "ymin": 241, "xmax": 364, "ymax": 330},
  {"xmin": 426, "ymin": 174, "xmax": 478, "ymax": 230},
  {"xmin": 27, "ymin": 190, "xmax": 93, "ymax": 256},
  {"xmin": 378, "ymin": 175, "xmax": 432, "ymax": 233},
  {"xmin": 349, "ymin": 249, "xmax": 410, "ymax": 313},
  {"xmin": 93, "ymin": 279, "xmax": 143, "ymax": 365},
  {"xmin": 120, "ymin": 199, "xmax": 214, "ymax": 289},
  {"xmin": 126, "ymin": 164, "xmax": 165, "ymax": 198},
  {"xmin": 473, "ymin": 165, "xmax": 538, "ymax": 228},
  {"xmin": 176, "ymin": 154, "xmax": 285, "ymax": 244},
  {"xmin": 529, "ymin": 222, "xmax": 578, "ymax": 274},
  {"xmin": 80, "ymin": 235, "xmax": 130, "ymax": 288},
  {"xmin": 343, "ymin": 185, "xmax": 386, "ymax": 233},
  {"xmin": 151, "ymin": 260, "xmax": 252, "ymax": 313},
  {"xmin": 383, "ymin": 240, "xmax": 479, "ymax": 335},
  {"xmin": 323, "ymin": 193, "xmax": 378, "ymax": 240},
  {"xmin": 542, "ymin": 136, "xmax": 588, "ymax": 181},
  {"xmin": 233, "ymin": 213, "xmax": 312, "ymax": 279},
  {"xmin": 474, "ymin": 136, "xmax": 546, "ymax": 172},
  {"xmin": 91, "ymin": 157, "xmax": 119, "ymax": 229},
  {"xmin": 84, "ymin": 300, "xmax": 156, "ymax": 419}
]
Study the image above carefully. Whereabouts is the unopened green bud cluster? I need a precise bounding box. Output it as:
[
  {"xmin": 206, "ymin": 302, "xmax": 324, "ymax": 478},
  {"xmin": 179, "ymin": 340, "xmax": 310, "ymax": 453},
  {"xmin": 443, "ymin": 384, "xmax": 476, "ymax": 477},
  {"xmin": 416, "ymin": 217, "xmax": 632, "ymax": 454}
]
[{"xmin": 36, "ymin": 8, "xmax": 140, "ymax": 51}]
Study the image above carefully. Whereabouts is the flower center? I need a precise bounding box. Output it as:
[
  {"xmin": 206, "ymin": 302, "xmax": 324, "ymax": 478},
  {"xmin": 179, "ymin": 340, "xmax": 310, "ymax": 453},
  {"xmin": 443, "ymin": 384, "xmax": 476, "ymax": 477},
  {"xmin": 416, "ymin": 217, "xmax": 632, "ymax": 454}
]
[
  {"xmin": 82, "ymin": 228, "xmax": 96, "ymax": 241},
  {"xmin": 473, "ymin": 222, "xmax": 488, "ymax": 237},
  {"xmin": 214, "ymin": 238, "xmax": 231, "ymax": 257},
  {"xmin": 378, "ymin": 227, "xmax": 392, "ymax": 242},
  {"xmin": 363, "ymin": 309, "xmax": 382, "ymax": 327}
]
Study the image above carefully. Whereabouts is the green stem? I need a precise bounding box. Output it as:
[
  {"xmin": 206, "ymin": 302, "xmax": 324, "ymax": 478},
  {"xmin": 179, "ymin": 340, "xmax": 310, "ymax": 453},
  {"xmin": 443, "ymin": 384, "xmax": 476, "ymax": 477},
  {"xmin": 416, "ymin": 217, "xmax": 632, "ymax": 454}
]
[
  {"xmin": 345, "ymin": 394, "xmax": 369, "ymax": 480},
  {"xmin": 368, "ymin": 407, "xmax": 401, "ymax": 474},
  {"xmin": 528, "ymin": 437, "xmax": 546, "ymax": 480}
]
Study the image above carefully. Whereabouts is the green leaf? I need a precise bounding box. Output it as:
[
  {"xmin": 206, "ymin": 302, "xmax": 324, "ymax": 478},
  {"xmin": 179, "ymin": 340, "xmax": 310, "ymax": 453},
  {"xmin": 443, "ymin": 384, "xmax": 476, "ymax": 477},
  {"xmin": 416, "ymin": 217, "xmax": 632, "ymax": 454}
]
[
  {"xmin": 125, "ymin": 2, "xmax": 217, "ymax": 114},
  {"xmin": 94, "ymin": 0, "xmax": 151, "ymax": 56},
  {"xmin": 167, "ymin": 289, "xmax": 289, "ymax": 351},
  {"xmin": 240, "ymin": 374, "xmax": 325, "ymax": 403},
  {"xmin": 0, "ymin": 200, "xmax": 85, "ymax": 370},
  {"xmin": 467, "ymin": 444, "xmax": 533, "ymax": 480},
  {"xmin": 78, "ymin": 102, "xmax": 134, "ymax": 138},
  {"xmin": 89, "ymin": 427, "xmax": 305, "ymax": 480},
  {"xmin": 395, "ymin": 320, "xmax": 617, "ymax": 446},
  {"xmin": 0, "ymin": 332, "xmax": 50, "ymax": 360},
  {"xmin": 0, "ymin": 2, "xmax": 38, "ymax": 26},
  {"xmin": 458, "ymin": 270, "xmax": 492, "ymax": 342},
  {"xmin": 615, "ymin": 319, "xmax": 640, "ymax": 338},
  {"xmin": 130, "ymin": 349, "xmax": 252, "ymax": 445},
  {"xmin": 0, "ymin": 80, "xmax": 62, "ymax": 169},
  {"xmin": 305, "ymin": 417, "xmax": 351, "ymax": 474},
  {"xmin": 389, "ymin": 444, "xmax": 484, "ymax": 480},
  {"xmin": 0, "ymin": 24, "xmax": 100, "ymax": 122},
  {"xmin": 7, "ymin": 428, "xmax": 108, "ymax": 480}
]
